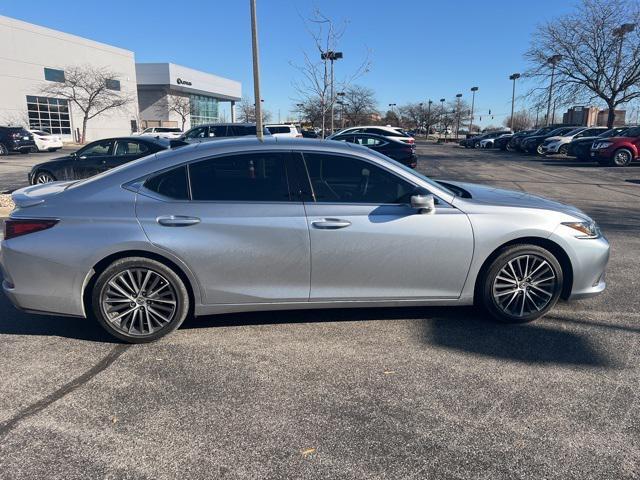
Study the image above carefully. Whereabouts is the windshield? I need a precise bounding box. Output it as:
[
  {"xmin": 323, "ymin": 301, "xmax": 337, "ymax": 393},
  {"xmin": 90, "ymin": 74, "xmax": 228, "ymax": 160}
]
[
  {"xmin": 600, "ymin": 128, "xmax": 627, "ymax": 138},
  {"xmin": 564, "ymin": 128, "xmax": 585, "ymax": 137}
]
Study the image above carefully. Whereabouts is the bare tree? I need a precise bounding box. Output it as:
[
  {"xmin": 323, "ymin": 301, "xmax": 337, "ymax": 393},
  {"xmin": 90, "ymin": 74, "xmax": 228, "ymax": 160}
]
[
  {"xmin": 236, "ymin": 98, "xmax": 272, "ymax": 123},
  {"xmin": 503, "ymin": 110, "xmax": 535, "ymax": 131},
  {"xmin": 525, "ymin": 0, "xmax": 640, "ymax": 127},
  {"xmin": 40, "ymin": 65, "xmax": 132, "ymax": 143},
  {"xmin": 166, "ymin": 95, "xmax": 191, "ymax": 130},
  {"xmin": 291, "ymin": 9, "xmax": 371, "ymax": 137},
  {"xmin": 340, "ymin": 85, "xmax": 378, "ymax": 127}
]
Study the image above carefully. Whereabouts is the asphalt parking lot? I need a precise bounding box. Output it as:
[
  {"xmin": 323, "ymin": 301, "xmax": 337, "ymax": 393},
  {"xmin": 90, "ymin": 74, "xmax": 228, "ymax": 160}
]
[
  {"xmin": 0, "ymin": 146, "xmax": 77, "ymax": 193},
  {"xmin": 1, "ymin": 141, "xmax": 639, "ymax": 479}
]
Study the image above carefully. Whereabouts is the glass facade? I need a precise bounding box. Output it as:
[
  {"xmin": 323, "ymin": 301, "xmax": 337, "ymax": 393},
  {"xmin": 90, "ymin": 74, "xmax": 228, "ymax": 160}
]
[
  {"xmin": 189, "ymin": 94, "xmax": 219, "ymax": 126},
  {"xmin": 26, "ymin": 96, "xmax": 72, "ymax": 135}
]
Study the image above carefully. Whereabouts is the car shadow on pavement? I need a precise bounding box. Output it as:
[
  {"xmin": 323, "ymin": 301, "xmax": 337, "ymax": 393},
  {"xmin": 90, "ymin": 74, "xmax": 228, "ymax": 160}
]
[
  {"xmin": 0, "ymin": 291, "xmax": 119, "ymax": 343},
  {"xmin": 187, "ymin": 306, "xmax": 613, "ymax": 367}
]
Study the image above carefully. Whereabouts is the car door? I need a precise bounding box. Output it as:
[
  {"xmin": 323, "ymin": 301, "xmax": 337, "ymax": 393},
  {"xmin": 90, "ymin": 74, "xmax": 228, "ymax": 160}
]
[
  {"xmin": 297, "ymin": 151, "xmax": 474, "ymax": 300},
  {"xmin": 183, "ymin": 126, "xmax": 208, "ymax": 143},
  {"xmin": 136, "ymin": 150, "xmax": 311, "ymax": 305},
  {"xmin": 111, "ymin": 140, "xmax": 152, "ymax": 169},
  {"xmin": 72, "ymin": 139, "xmax": 114, "ymax": 179}
]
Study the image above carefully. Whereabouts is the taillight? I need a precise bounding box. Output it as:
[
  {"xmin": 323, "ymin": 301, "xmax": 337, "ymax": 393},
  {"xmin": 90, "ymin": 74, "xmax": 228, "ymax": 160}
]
[
  {"xmin": 407, "ymin": 138, "xmax": 415, "ymax": 144},
  {"xmin": 4, "ymin": 219, "xmax": 58, "ymax": 240}
]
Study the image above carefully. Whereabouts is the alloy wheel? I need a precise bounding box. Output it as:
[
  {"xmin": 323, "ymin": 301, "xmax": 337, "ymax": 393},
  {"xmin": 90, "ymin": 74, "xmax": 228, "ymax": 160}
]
[
  {"xmin": 613, "ymin": 150, "xmax": 631, "ymax": 166},
  {"xmin": 35, "ymin": 172, "xmax": 55, "ymax": 184},
  {"xmin": 0, "ymin": 144, "xmax": 7, "ymax": 156},
  {"xmin": 101, "ymin": 268, "xmax": 178, "ymax": 336},
  {"xmin": 492, "ymin": 254, "xmax": 557, "ymax": 318}
]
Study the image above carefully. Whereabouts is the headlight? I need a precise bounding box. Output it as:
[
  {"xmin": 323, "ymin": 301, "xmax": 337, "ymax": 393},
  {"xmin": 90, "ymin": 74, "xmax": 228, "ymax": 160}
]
[
  {"xmin": 562, "ymin": 221, "xmax": 601, "ymax": 239},
  {"xmin": 593, "ymin": 141, "xmax": 613, "ymax": 150}
]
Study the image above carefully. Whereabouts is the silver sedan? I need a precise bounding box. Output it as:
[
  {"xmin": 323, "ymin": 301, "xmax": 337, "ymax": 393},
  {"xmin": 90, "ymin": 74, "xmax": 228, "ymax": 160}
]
[{"xmin": 0, "ymin": 138, "xmax": 609, "ymax": 343}]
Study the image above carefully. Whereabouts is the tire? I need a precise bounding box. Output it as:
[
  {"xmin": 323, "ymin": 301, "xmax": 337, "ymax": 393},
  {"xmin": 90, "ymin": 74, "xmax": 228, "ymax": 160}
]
[
  {"xmin": 479, "ymin": 245, "xmax": 563, "ymax": 324},
  {"xmin": 558, "ymin": 144, "xmax": 569, "ymax": 155},
  {"xmin": 33, "ymin": 171, "xmax": 56, "ymax": 184},
  {"xmin": 91, "ymin": 257, "xmax": 190, "ymax": 343},
  {"xmin": 0, "ymin": 143, "xmax": 7, "ymax": 156},
  {"xmin": 474, "ymin": 142, "xmax": 481, "ymax": 149},
  {"xmin": 536, "ymin": 144, "xmax": 544, "ymax": 155},
  {"xmin": 610, "ymin": 148, "xmax": 633, "ymax": 167}
]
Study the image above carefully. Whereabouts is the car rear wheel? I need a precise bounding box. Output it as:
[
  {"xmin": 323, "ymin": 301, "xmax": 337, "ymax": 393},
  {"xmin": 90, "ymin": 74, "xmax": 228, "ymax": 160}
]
[
  {"xmin": 91, "ymin": 257, "xmax": 190, "ymax": 343},
  {"xmin": 474, "ymin": 142, "xmax": 481, "ymax": 148},
  {"xmin": 558, "ymin": 144, "xmax": 569, "ymax": 155},
  {"xmin": 536, "ymin": 145, "xmax": 544, "ymax": 155},
  {"xmin": 0, "ymin": 143, "xmax": 8, "ymax": 156},
  {"xmin": 611, "ymin": 148, "xmax": 633, "ymax": 167},
  {"xmin": 33, "ymin": 171, "xmax": 56, "ymax": 184},
  {"xmin": 480, "ymin": 245, "xmax": 563, "ymax": 323}
]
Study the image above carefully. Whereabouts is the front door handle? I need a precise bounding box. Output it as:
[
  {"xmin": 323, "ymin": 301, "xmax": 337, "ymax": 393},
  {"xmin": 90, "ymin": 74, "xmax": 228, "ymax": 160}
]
[
  {"xmin": 311, "ymin": 218, "xmax": 352, "ymax": 230},
  {"xmin": 157, "ymin": 215, "xmax": 201, "ymax": 227}
]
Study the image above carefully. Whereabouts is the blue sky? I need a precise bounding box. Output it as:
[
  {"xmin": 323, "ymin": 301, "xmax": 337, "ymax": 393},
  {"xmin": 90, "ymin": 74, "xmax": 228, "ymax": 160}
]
[{"xmin": 1, "ymin": 0, "xmax": 577, "ymax": 127}]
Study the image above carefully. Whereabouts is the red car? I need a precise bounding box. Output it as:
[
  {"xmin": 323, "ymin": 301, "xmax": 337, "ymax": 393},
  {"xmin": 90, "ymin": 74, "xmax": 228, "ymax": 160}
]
[{"xmin": 590, "ymin": 126, "xmax": 640, "ymax": 166}]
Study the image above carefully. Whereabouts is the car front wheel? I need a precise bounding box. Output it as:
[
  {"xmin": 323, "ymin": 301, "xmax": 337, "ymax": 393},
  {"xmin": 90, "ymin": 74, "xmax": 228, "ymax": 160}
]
[
  {"xmin": 33, "ymin": 171, "xmax": 56, "ymax": 184},
  {"xmin": 480, "ymin": 245, "xmax": 563, "ymax": 323},
  {"xmin": 611, "ymin": 148, "xmax": 633, "ymax": 167},
  {"xmin": 91, "ymin": 257, "xmax": 190, "ymax": 343}
]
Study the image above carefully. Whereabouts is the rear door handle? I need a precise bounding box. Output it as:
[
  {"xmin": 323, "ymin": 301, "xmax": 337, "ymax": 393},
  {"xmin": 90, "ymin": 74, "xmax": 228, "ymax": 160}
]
[
  {"xmin": 311, "ymin": 218, "xmax": 352, "ymax": 230},
  {"xmin": 157, "ymin": 215, "xmax": 201, "ymax": 227}
]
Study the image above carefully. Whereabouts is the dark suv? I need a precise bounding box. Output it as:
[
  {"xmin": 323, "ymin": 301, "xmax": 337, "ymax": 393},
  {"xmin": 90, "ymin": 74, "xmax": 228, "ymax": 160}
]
[
  {"xmin": 0, "ymin": 126, "xmax": 36, "ymax": 155},
  {"xmin": 181, "ymin": 123, "xmax": 270, "ymax": 143}
]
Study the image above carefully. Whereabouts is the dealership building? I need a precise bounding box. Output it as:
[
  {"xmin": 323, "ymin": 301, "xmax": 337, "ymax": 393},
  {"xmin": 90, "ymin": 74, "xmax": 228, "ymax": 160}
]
[{"xmin": 0, "ymin": 15, "xmax": 241, "ymax": 141}]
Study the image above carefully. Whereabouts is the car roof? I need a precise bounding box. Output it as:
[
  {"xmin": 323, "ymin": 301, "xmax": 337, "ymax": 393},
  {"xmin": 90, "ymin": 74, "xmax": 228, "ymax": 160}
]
[{"xmin": 90, "ymin": 136, "xmax": 172, "ymax": 146}]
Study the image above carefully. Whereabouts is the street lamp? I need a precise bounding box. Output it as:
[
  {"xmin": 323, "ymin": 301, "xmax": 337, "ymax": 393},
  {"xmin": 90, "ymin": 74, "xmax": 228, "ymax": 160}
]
[
  {"xmin": 296, "ymin": 103, "xmax": 304, "ymax": 125},
  {"xmin": 509, "ymin": 73, "xmax": 521, "ymax": 131},
  {"xmin": 426, "ymin": 100, "xmax": 432, "ymax": 136},
  {"xmin": 249, "ymin": 0, "xmax": 263, "ymax": 140},
  {"xmin": 320, "ymin": 50, "xmax": 343, "ymax": 135},
  {"xmin": 388, "ymin": 103, "xmax": 397, "ymax": 121},
  {"xmin": 611, "ymin": 24, "xmax": 635, "ymax": 126},
  {"xmin": 455, "ymin": 93, "xmax": 462, "ymax": 140},
  {"xmin": 546, "ymin": 54, "xmax": 562, "ymax": 126},
  {"xmin": 469, "ymin": 87, "xmax": 478, "ymax": 135},
  {"xmin": 439, "ymin": 98, "xmax": 445, "ymax": 136}
]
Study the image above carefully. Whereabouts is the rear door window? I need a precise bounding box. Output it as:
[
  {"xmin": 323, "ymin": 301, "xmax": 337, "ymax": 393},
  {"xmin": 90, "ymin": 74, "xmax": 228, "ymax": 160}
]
[{"xmin": 188, "ymin": 152, "xmax": 292, "ymax": 202}]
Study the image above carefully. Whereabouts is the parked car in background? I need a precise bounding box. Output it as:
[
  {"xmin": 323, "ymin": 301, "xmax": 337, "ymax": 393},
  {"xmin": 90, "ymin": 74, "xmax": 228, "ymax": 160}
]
[
  {"xmin": 480, "ymin": 133, "xmax": 512, "ymax": 149},
  {"xmin": 2, "ymin": 137, "xmax": 609, "ymax": 343},
  {"xmin": 539, "ymin": 127, "xmax": 608, "ymax": 155},
  {"xmin": 28, "ymin": 136, "xmax": 184, "ymax": 184},
  {"xmin": 459, "ymin": 134, "xmax": 482, "ymax": 148},
  {"xmin": 135, "ymin": 127, "xmax": 183, "ymax": 139},
  {"xmin": 0, "ymin": 126, "xmax": 35, "ymax": 155},
  {"xmin": 265, "ymin": 124, "xmax": 302, "ymax": 138},
  {"xmin": 301, "ymin": 129, "xmax": 318, "ymax": 138},
  {"xmin": 590, "ymin": 126, "xmax": 640, "ymax": 166},
  {"xmin": 567, "ymin": 127, "xmax": 627, "ymax": 161},
  {"xmin": 497, "ymin": 131, "xmax": 531, "ymax": 151},
  {"xmin": 510, "ymin": 126, "xmax": 562, "ymax": 152},
  {"xmin": 181, "ymin": 123, "xmax": 270, "ymax": 143},
  {"xmin": 328, "ymin": 126, "xmax": 415, "ymax": 144},
  {"xmin": 466, "ymin": 131, "xmax": 510, "ymax": 149},
  {"xmin": 330, "ymin": 132, "xmax": 418, "ymax": 168},
  {"xmin": 29, "ymin": 129, "xmax": 63, "ymax": 152},
  {"xmin": 522, "ymin": 126, "xmax": 578, "ymax": 154}
]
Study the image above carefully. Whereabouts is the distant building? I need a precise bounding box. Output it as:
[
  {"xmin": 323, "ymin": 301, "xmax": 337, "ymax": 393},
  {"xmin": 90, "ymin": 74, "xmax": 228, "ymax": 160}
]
[
  {"xmin": 597, "ymin": 109, "xmax": 626, "ymax": 127},
  {"xmin": 562, "ymin": 106, "xmax": 599, "ymax": 126}
]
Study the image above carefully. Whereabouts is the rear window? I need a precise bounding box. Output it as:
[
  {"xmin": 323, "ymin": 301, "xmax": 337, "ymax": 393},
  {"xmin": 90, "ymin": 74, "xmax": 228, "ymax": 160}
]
[
  {"xmin": 157, "ymin": 128, "xmax": 182, "ymax": 133},
  {"xmin": 144, "ymin": 166, "xmax": 190, "ymax": 200},
  {"xmin": 623, "ymin": 127, "xmax": 640, "ymax": 137},
  {"xmin": 267, "ymin": 126, "xmax": 292, "ymax": 134}
]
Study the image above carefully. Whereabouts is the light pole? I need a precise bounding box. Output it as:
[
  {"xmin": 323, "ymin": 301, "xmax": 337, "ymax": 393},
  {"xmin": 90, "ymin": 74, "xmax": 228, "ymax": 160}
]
[
  {"xmin": 419, "ymin": 102, "xmax": 424, "ymax": 135},
  {"xmin": 439, "ymin": 98, "xmax": 445, "ymax": 137},
  {"xmin": 509, "ymin": 73, "xmax": 521, "ymax": 131},
  {"xmin": 545, "ymin": 54, "xmax": 562, "ymax": 126},
  {"xmin": 455, "ymin": 93, "xmax": 462, "ymax": 140},
  {"xmin": 336, "ymin": 92, "xmax": 345, "ymax": 128},
  {"xmin": 249, "ymin": 0, "xmax": 263, "ymax": 140},
  {"xmin": 388, "ymin": 103, "xmax": 397, "ymax": 123},
  {"xmin": 469, "ymin": 87, "xmax": 478, "ymax": 135},
  {"xmin": 612, "ymin": 23, "xmax": 635, "ymax": 127},
  {"xmin": 426, "ymin": 100, "xmax": 432, "ymax": 137},
  {"xmin": 296, "ymin": 103, "xmax": 304, "ymax": 125},
  {"xmin": 321, "ymin": 50, "xmax": 343, "ymax": 135}
]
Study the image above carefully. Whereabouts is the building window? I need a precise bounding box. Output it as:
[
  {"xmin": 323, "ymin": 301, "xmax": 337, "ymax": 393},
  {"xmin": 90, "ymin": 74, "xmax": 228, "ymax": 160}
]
[
  {"xmin": 189, "ymin": 94, "xmax": 219, "ymax": 126},
  {"xmin": 26, "ymin": 96, "xmax": 72, "ymax": 135},
  {"xmin": 106, "ymin": 79, "xmax": 121, "ymax": 91},
  {"xmin": 44, "ymin": 68, "xmax": 65, "ymax": 83}
]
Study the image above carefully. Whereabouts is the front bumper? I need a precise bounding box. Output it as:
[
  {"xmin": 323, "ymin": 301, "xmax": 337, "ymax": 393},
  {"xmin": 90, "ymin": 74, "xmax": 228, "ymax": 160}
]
[{"xmin": 559, "ymin": 233, "xmax": 610, "ymax": 300}]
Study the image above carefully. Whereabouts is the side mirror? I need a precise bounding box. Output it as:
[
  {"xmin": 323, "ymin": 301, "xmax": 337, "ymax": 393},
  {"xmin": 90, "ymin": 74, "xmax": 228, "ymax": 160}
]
[
  {"xmin": 411, "ymin": 193, "xmax": 435, "ymax": 214},
  {"xmin": 79, "ymin": 155, "xmax": 87, "ymax": 160}
]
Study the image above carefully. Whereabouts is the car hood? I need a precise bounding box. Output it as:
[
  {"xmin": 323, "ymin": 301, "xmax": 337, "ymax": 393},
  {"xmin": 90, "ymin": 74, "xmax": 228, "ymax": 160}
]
[{"xmin": 445, "ymin": 180, "xmax": 589, "ymax": 220}]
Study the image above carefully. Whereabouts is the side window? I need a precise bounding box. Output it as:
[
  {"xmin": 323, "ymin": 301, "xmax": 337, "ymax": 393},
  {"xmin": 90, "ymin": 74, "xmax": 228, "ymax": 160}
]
[
  {"xmin": 79, "ymin": 140, "xmax": 113, "ymax": 156},
  {"xmin": 334, "ymin": 135, "xmax": 355, "ymax": 143},
  {"xmin": 355, "ymin": 136, "xmax": 384, "ymax": 146},
  {"xmin": 115, "ymin": 141, "xmax": 149, "ymax": 156},
  {"xmin": 189, "ymin": 152, "xmax": 292, "ymax": 202},
  {"xmin": 144, "ymin": 166, "xmax": 190, "ymax": 200},
  {"xmin": 210, "ymin": 125, "xmax": 228, "ymax": 137},
  {"xmin": 186, "ymin": 127, "xmax": 206, "ymax": 139},
  {"xmin": 302, "ymin": 153, "xmax": 415, "ymax": 204}
]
